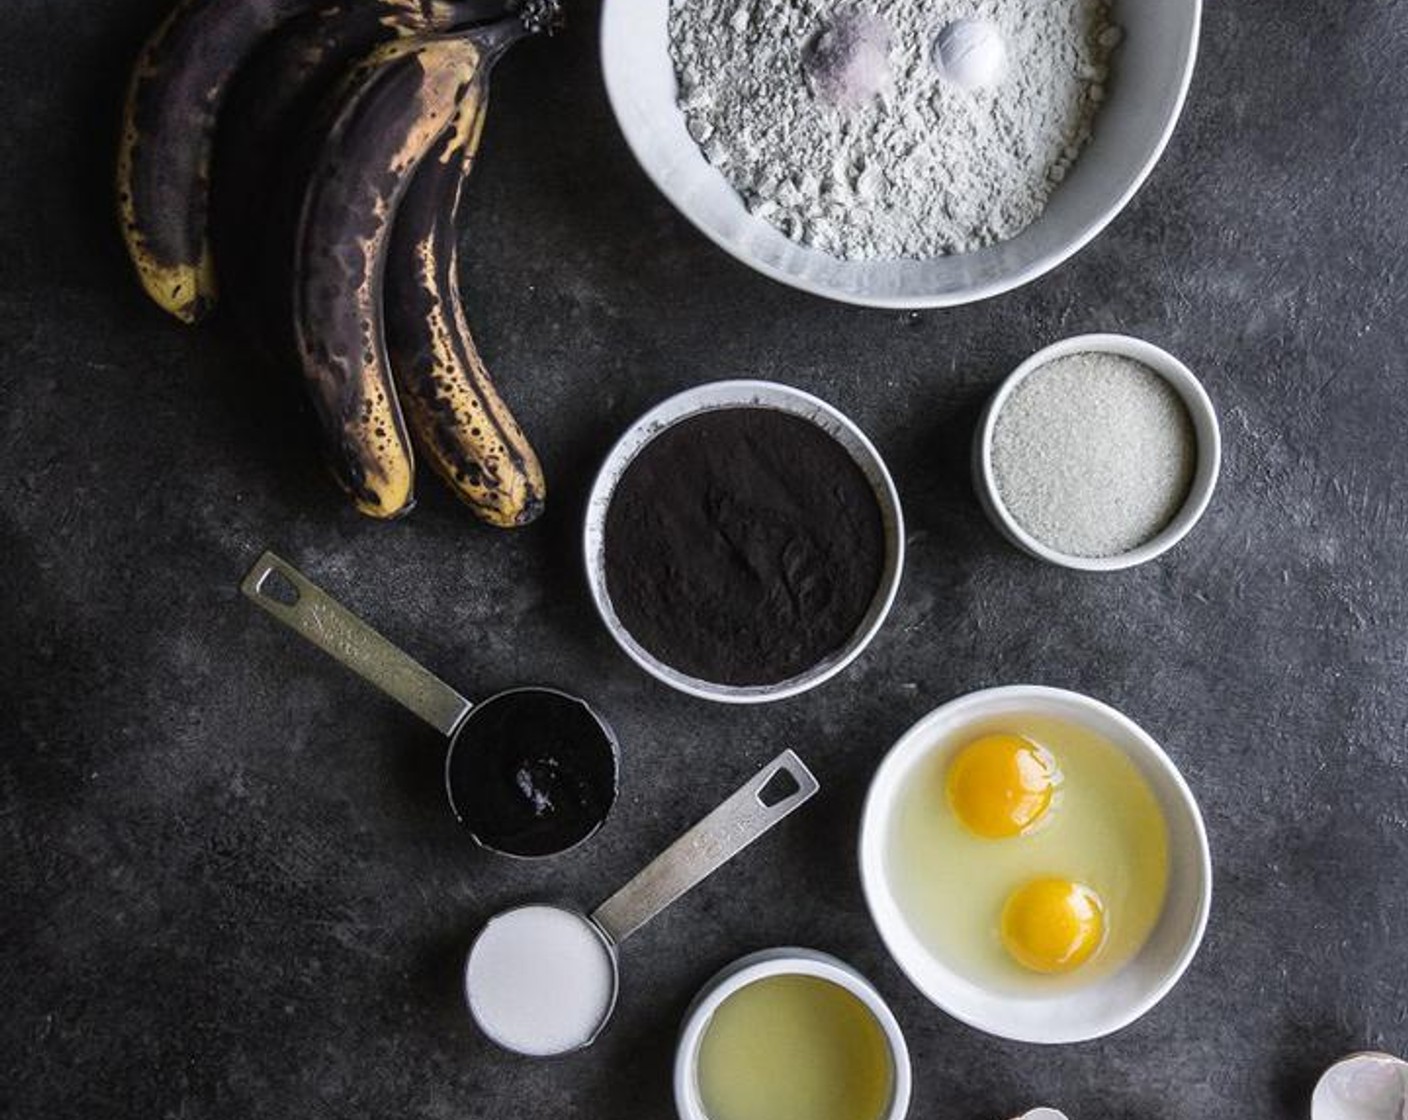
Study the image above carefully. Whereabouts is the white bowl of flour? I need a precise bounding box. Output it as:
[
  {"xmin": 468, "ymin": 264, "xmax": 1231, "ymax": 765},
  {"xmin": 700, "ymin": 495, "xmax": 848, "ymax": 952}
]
[{"xmin": 600, "ymin": 0, "xmax": 1200, "ymax": 308}]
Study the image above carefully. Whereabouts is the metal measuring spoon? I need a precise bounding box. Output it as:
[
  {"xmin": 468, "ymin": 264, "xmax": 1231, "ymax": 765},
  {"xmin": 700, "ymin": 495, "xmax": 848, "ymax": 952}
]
[
  {"xmin": 241, "ymin": 551, "xmax": 619, "ymax": 859},
  {"xmin": 463, "ymin": 750, "xmax": 819, "ymax": 1057}
]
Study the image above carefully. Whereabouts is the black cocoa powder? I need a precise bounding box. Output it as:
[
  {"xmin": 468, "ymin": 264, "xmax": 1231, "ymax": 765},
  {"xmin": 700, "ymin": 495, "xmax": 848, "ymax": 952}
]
[{"xmin": 603, "ymin": 407, "xmax": 887, "ymax": 686}]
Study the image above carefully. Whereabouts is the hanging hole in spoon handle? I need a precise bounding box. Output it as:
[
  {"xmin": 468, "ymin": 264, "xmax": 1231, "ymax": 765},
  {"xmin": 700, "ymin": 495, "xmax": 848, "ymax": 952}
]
[
  {"xmin": 240, "ymin": 550, "xmax": 473, "ymax": 738},
  {"xmin": 590, "ymin": 750, "xmax": 820, "ymax": 945}
]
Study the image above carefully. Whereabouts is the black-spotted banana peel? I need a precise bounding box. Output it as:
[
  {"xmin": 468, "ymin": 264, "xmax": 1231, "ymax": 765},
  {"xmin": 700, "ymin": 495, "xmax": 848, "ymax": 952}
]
[
  {"xmin": 384, "ymin": 78, "xmax": 546, "ymax": 526},
  {"xmin": 292, "ymin": 13, "xmax": 547, "ymax": 520},
  {"xmin": 116, "ymin": 0, "xmax": 492, "ymax": 324},
  {"xmin": 227, "ymin": 0, "xmax": 513, "ymax": 162},
  {"xmin": 214, "ymin": 0, "xmax": 509, "ymax": 356}
]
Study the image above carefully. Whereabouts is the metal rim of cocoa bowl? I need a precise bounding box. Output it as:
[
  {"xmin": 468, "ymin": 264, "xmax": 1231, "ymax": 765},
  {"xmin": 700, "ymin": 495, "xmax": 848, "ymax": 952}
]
[{"xmin": 581, "ymin": 379, "xmax": 906, "ymax": 705}]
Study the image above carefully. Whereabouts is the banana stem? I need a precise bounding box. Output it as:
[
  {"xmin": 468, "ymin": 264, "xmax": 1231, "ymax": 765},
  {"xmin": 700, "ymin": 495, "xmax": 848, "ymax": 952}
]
[
  {"xmin": 514, "ymin": 0, "xmax": 564, "ymax": 35},
  {"xmin": 436, "ymin": 0, "xmax": 560, "ymax": 69},
  {"xmin": 463, "ymin": 2, "xmax": 560, "ymax": 70}
]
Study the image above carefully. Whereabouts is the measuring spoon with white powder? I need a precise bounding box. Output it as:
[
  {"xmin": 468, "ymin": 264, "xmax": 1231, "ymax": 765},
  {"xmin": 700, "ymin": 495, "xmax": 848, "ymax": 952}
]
[{"xmin": 464, "ymin": 750, "xmax": 819, "ymax": 1056}]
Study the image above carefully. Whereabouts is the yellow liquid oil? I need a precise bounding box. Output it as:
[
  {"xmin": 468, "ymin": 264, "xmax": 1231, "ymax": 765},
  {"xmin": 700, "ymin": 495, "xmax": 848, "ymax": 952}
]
[
  {"xmin": 887, "ymin": 713, "xmax": 1169, "ymax": 994},
  {"xmin": 696, "ymin": 975, "xmax": 894, "ymax": 1120}
]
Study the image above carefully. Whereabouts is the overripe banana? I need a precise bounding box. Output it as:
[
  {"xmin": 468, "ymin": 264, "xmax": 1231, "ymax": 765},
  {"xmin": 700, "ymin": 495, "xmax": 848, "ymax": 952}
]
[
  {"xmin": 117, "ymin": 0, "xmax": 489, "ymax": 323},
  {"xmin": 213, "ymin": 0, "xmax": 504, "ymax": 353},
  {"xmin": 228, "ymin": 0, "xmax": 510, "ymax": 158},
  {"xmin": 384, "ymin": 82, "xmax": 546, "ymax": 526},
  {"xmin": 292, "ymin": 17, "xmax": 539, "ymax": 519}
]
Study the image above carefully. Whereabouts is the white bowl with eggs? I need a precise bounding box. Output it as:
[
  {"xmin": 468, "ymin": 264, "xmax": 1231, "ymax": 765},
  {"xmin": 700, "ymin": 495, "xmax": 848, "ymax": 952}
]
[
  {"xmin": 600, "ymin": 0, "xmax": 1201, "ymax": 308},
  {"xmin": 858, "ymin": 685, "xmax": 1211, "ymax": 1044}
]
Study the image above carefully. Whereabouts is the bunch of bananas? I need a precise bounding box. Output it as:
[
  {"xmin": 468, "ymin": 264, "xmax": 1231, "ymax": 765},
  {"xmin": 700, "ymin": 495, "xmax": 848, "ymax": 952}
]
[{"xmin": 117, "ymin": 0, "xmax": 555, "ymax": 525}]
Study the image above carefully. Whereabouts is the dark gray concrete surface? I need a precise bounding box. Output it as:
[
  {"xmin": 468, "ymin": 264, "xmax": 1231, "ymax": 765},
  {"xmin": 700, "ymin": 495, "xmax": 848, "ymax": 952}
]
[{"xmin": 3, "ymin": 0, "xmax": 1407, "ymax": 1116}]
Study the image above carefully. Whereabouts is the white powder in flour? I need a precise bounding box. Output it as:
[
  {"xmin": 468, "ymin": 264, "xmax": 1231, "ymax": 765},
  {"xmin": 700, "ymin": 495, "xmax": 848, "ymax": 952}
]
[{"xmin": 670, "ymin": 0, "xmax": 1119, "ymax": 259}]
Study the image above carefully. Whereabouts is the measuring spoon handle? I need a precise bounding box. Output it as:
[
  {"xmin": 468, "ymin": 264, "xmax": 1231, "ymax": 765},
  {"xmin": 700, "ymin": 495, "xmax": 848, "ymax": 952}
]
[
  {"xmin": 590, "ymin": 750, "xmax": 819, "ymax": 945},
  {"xmin": 240, "ymin": 550, "xmax": 473, "ymax": 738}
]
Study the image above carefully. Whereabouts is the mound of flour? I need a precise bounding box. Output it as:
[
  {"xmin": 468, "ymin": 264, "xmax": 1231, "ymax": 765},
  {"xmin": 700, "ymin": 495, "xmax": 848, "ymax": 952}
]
[{"xmin": 670, "ymin": 0, "xmax": 1119, "ymax": 260}]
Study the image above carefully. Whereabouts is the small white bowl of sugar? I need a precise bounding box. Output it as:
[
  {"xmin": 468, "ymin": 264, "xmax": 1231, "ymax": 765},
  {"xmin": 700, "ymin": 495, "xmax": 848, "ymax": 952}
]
[{"xmin": 973, "ymin": 334, "xmax": 1220, "ymax": 572}]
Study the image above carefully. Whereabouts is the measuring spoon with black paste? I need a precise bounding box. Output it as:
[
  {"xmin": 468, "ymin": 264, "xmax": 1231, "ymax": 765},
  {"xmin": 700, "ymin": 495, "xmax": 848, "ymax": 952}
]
[
  {"xmin": 241, "ymin": 551, "xmax": 618, "ymax": 858},
  {"xmin": 463, "ymin": 750, "xmax": 819, "ymax": 1057}
]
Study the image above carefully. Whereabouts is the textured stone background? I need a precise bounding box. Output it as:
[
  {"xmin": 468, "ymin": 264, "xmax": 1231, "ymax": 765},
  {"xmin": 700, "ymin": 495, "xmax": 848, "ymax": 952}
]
[{"xmin": 3, "ymin": 0, "xmax": 1407, "ymax": 1117}]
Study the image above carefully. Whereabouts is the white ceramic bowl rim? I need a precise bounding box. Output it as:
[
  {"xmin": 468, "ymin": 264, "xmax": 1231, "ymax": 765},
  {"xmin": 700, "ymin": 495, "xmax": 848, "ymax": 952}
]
[
  {"xmin": 583, "ymin": 380, "xmax": 905, "ymax": 704},
  {"xmin": 858, "ymin": 685, "xmax": 1213, "ymax": 1044},
  {"xmin": 673, "ymin": 947, "xmax": 913, "ymax": 1120},
  {"xmin": 600, "ymin": 0, "xmax": 1203, "ymax": 308},
  {"xmin": 974, "ymin": 333, "xmax": 1222, "ymax": 572}
]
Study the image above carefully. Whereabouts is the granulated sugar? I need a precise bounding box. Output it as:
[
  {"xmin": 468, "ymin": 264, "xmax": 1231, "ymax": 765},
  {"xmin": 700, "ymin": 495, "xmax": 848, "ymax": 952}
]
[
  {"xmin": 991, "ymin": 353, "xmax": 1196, "ymax": 558},
  {"xmin": 464, "ymin": 905, "xmax": 616, "ymax": 1056},
  {"xmin": 670, "ymin": 0, "xmax": 1118, "ymax": 260}
]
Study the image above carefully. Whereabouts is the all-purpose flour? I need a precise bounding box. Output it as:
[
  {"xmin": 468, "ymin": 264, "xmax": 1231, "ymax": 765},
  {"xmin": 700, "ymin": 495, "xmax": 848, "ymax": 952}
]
[{"xmin": 670, "ymin": 0, "xmax": 1119, "ymax": 259}]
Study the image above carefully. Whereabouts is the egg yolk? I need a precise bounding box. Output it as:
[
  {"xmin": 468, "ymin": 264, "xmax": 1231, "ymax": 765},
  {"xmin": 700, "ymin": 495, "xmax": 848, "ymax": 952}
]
[
  {"xmin": 1001, "ymin": 878, "xmax": 1105, "ymax": 974},
  {"xmin": 946, "ymin": 733, "xmax": 1057, "ymax": 838}
]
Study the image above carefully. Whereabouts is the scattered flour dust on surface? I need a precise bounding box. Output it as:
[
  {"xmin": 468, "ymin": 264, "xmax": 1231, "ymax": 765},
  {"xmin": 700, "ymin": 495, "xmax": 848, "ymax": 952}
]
[{"xmin": 669, "ymin": 0, "xmax": 1119, "ymax": 260}]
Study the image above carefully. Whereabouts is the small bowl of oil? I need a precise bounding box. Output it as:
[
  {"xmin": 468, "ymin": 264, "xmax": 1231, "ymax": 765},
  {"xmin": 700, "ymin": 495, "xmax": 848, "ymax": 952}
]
[
  {"xmin": 675, "ymin": 948, "xmax": 911, "ymax": 1120},
  {"xmin": 859, "ymin": 685, "xmax": 1211, "ymax": 1044}
]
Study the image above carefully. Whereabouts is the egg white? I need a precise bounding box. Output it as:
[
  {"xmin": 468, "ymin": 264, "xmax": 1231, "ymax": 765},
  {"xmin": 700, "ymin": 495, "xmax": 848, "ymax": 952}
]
[{"xmin": 885, "ymin": 713, "xmax": 1169, "ymax": 994}]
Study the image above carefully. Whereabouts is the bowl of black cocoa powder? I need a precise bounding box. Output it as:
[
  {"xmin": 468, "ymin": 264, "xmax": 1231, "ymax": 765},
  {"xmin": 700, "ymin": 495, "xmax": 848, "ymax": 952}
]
[{"xmin": 584, "ymin": 381, "xmax": 905, "ymax": 703}]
